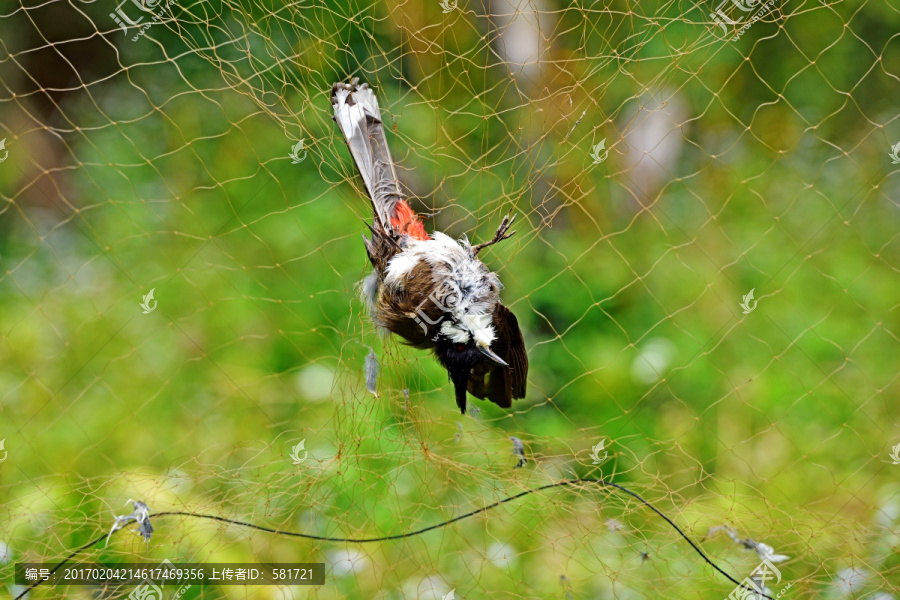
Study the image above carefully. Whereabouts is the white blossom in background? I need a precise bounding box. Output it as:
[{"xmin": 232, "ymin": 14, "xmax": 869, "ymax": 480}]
[
  {"xmin": 834, "ymin": 567, "xmax": 869, "ymax": 596},
  {"xmin": 400, "ymin": 575, "xmax": 453, "ymax": 600},
  {"xmin": 328, "ymin": 548, "xmax": 369, "ymax": 578},
  {"xmin": 297, "ymin": 510, "xmax": 326, "ymax": 536},
  {"xmin": 294, "ymin": 364, "xmax": 334, "ymax": 402},
  {"xmin": 874, "ymin": 496, "xmax": 899, "ymax": 529},
  {"xmin": 486, "ymin": 542, "xmax": 518, "ymax": 569},
  {"xmin": 631, "ymin": 337, "xmax": 676, "ymax": 385},
  {"xmin": 163, "ymin": 468, "xmax": 193, "ymax": 494},
  {"xmin": 620, "ymin": 90, "xmax": 687, "ymax": 202},
  {"xmin": 9, "ymin": 585, "xmax": 28, "ymax": 600},
  {"xmin": 486, "ymin": 0, "xmax": 555, "ymax": 85},
  {"xmin": 0, "ymin": 539, "xmax": 10, "ymax": 563},
  {"xmin": 605, "ymin": 518, "xmax": 625, "ymax": 533}
]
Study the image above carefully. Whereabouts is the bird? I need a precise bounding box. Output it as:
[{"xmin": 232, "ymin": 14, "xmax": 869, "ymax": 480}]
[{"xmin": 331, "ymin": 78, "xmax": 528, "ymax": 414}]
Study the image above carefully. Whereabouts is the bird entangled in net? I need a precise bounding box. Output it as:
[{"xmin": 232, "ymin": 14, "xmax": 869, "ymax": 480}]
[{"xmin": 1, "ymin": 0, "xmax": 898, "ymax": 598}]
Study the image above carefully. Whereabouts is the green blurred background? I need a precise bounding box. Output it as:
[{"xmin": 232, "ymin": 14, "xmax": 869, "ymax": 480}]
[{"xmin": 1, "ymin": 0, "xmax": 899, "ymax": 597}]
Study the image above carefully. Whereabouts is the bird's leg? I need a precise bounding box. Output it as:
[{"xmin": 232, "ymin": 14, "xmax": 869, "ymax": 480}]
[{"xmin": 472, "ymin": 213, "xmax": 517, "ymax": 256}]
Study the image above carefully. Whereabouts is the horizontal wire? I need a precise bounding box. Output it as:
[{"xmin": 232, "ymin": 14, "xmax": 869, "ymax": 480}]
[{"xmin": 14, "ymin": 478, "xmax": 771, "ymax": 600}]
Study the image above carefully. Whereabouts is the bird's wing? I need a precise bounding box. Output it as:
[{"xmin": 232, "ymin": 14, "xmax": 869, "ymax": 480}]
[
  {"xmin": 499, "ymin": 303, "xmax": 528, "ymax": 399},
  {"xmin": 467, "ymin": 303, "xmax": 527, "ymax": 407}
]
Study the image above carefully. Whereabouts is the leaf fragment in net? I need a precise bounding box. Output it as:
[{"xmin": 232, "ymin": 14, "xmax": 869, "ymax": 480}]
[
  {"xmin": 106, "ymin": 499, "xmax": 154, "ymax": 546},
  {"xmin": 364, "ymin": 348, "xmax": 380, "ymax": 397},
  {"xmin": 707, "ymin": 525, "xmax": 789, "ymax": 562},
  {"xmin": 508, "ymin": 437, "xmax": 527, "ymax": 468}
]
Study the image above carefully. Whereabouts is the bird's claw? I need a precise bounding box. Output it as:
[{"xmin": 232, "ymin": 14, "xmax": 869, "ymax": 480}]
[{"xmin": 473, "ymin": 213, "xmax": 518, "ymax": 256}]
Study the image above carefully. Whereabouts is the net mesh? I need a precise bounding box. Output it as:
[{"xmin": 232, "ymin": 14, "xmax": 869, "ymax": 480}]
[{"xmin": 1, "ymin": 0, "xmax": 899, "ymax": 597}]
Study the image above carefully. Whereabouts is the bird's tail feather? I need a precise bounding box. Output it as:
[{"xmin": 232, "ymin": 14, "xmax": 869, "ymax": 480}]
[{"xmin": 331, "ymin": 79, "xmax": 428, "ymax": 242}]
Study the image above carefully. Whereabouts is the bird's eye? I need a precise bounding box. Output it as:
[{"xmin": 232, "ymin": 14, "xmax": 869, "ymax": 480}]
[{"xmin": 456, "ymin": 344, "xmax": 465, "ymax": 351}]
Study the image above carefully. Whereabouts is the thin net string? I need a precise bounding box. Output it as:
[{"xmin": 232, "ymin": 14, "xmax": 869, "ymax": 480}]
[{"xmin": 1, "ymin": 0, "xmax": 899, "ymax": 598}]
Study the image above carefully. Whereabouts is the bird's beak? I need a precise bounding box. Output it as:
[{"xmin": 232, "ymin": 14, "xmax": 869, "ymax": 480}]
[{"xmin": 477, "ymin": 343, "xmax": 508, "ymax": 367}]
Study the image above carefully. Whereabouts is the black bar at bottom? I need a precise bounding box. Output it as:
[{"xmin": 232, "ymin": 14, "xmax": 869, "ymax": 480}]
[{"xmin": 15, "ymin": 563, "xmax": 326, "ymax": 586}]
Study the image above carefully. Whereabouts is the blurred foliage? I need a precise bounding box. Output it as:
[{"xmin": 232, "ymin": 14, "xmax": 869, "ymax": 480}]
[{"xmin": 1, "ymin": 0, "xmax": 899, "ymax": 598}]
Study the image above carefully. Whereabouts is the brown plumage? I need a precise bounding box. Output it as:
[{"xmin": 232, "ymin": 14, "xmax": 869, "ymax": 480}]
[{"xmin": 331, "ymin": 78, "xmax": 528, "ymax": 413}]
